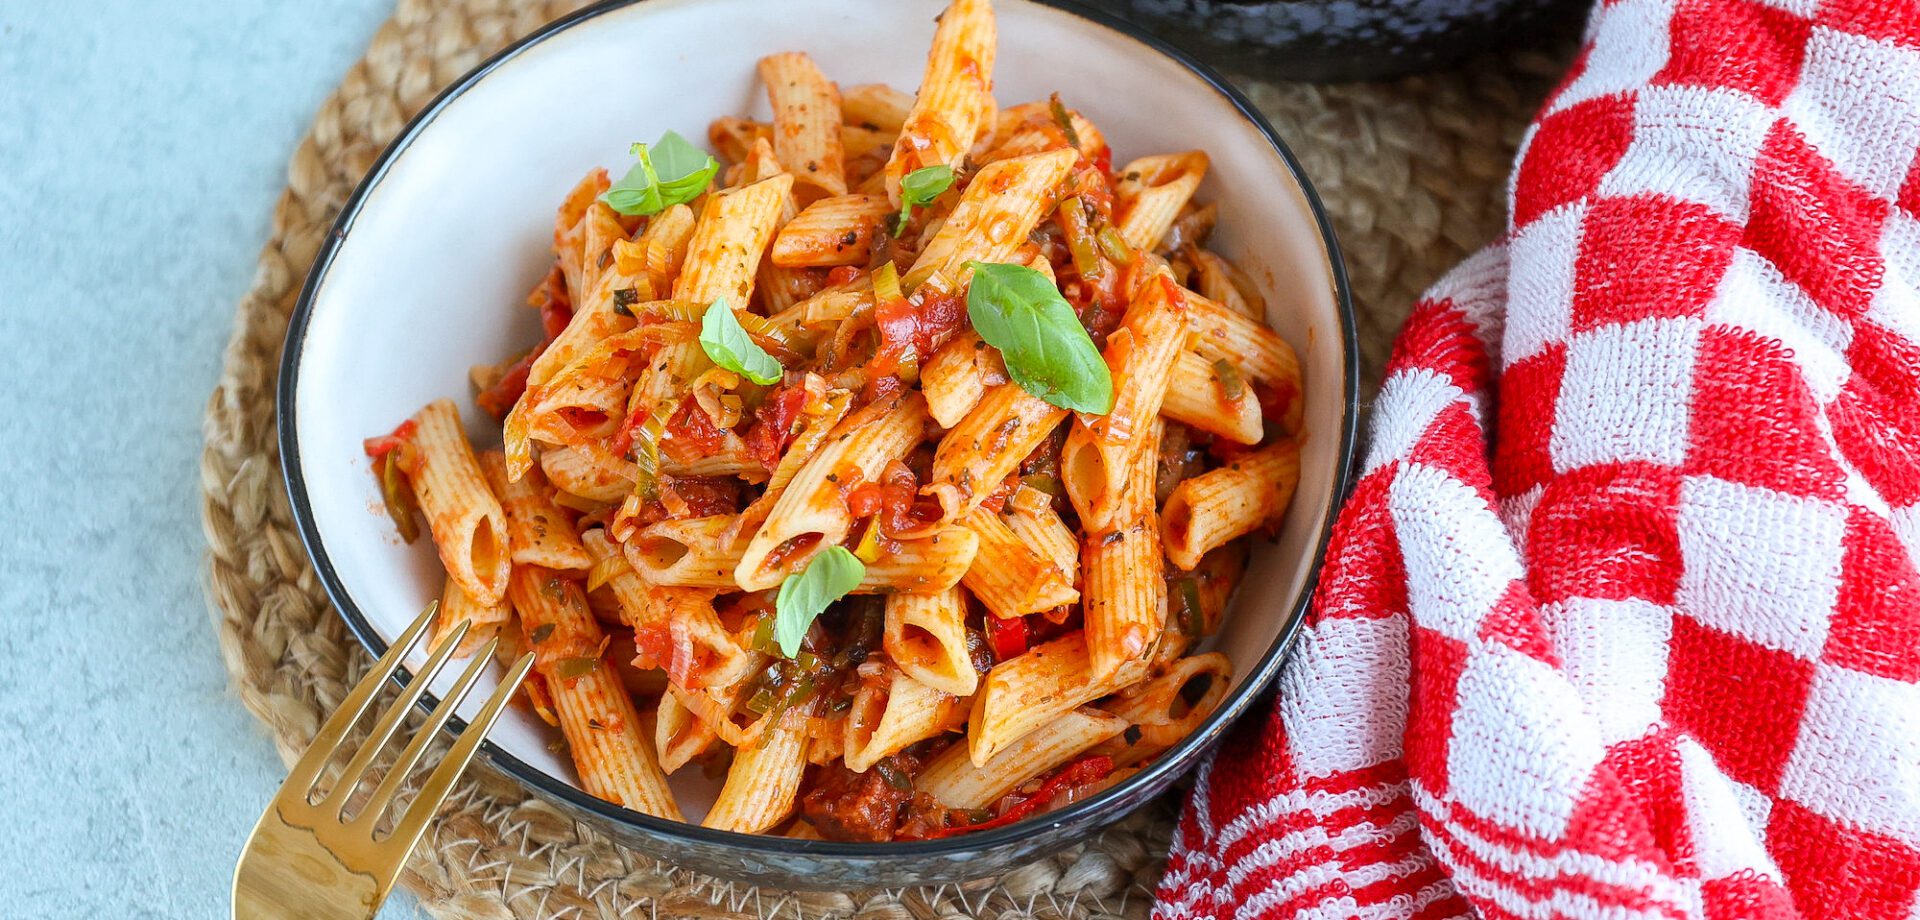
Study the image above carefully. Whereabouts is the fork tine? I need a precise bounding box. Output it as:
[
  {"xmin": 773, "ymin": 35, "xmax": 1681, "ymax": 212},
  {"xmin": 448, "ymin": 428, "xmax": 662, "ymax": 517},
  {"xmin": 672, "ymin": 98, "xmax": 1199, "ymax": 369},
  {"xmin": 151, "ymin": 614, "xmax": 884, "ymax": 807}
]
[
  {"xmin": 320, "ymin": 616, "xmax": 473, "ymax": 813},
  {"xmin": 349, "ymin": 635, "xmax": 500, "ymax": 831},
  {"xmin": 285, "ymin": 600, "xmax": 439, "ymax": 794},
  {"xmin": 381, "ymin": 652, "xmax": 535, "ymax": 858}
]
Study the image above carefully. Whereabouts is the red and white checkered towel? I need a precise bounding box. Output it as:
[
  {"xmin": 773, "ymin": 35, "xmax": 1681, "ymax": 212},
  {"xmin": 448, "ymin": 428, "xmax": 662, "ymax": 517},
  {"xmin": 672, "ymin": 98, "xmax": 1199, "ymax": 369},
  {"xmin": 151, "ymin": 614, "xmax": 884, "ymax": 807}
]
[{"xmin": 1154, "ymin": 0, "xmax": 1920, "ymax": 917}]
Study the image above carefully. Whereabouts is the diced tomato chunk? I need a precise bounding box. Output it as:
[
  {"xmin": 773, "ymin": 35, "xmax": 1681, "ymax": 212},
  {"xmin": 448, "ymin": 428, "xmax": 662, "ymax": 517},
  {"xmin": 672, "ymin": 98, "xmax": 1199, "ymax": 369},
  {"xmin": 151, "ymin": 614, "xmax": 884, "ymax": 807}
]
[
  {"xmin": 661, "ymin": 396, "xmax": 727, "ymax": 461},
  {"xmin": 985, "ymin": 613, "xmax": 1028, "ymax": 661},
  {"xmin": 362, "ymin": 419, "xmax": 417, "ymax": 459}
]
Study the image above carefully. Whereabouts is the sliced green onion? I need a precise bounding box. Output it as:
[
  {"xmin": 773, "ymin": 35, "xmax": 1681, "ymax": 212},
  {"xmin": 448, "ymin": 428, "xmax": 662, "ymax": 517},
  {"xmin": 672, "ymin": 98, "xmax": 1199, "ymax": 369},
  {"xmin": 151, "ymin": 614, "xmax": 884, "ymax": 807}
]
[
  {"xmin": 1021, "ymin": 473, "xmax": 1063, "ymax": 497},
  {"xmin": 1211, "ymin": 358, "xmax": 1246, "ymax": 402},
  {"xmin": 631, "ymin": 412, "xmax": 666, "ymax": 502},
  {"xmin": 1059, "ymin": 196, "xmax": 1103, "ymax": 282},
  {"xmin": 377, "ymin": 452, "xmax": 422, "ymax": 544},
  {"xmin": 554, "ymin": 656, "xmax": 598, "ymax": 679},
  {"xmin": 1049, "ymin": 93, "xmax": 1082, "ymax": 152},
  {"xmin": 1095, "ymin": 225, "xmax": 1135, "ymax": 266},
  {"xmin": 746, "ymin": 687, "xmax": 777, "ymax": 715},
  {"xmin": 529, "ymin": 623, "xmax": 557, "ymax": 644}
]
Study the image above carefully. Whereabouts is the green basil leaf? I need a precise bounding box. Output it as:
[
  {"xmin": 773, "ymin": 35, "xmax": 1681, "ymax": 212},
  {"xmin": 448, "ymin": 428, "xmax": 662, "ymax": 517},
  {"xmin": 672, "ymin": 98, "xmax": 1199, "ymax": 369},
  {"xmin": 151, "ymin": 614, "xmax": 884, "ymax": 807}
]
[
  {"xmin": 773, "ymin": 546, "xmax": 865, "ymax": 658},
  {"xmin": 895, "ymin": 164, "xmax": 955, "ymax": 233},
  {"xmin": 698, "ymin": 298, "xmax": 784, "ymax": 385},
  {"xmin": 964, "ymin": 260, "xmax": 1114, "ymax": 414},
  {"xmin": 601, "ymin": 131, "xmax": 718, "ymax": 216}
]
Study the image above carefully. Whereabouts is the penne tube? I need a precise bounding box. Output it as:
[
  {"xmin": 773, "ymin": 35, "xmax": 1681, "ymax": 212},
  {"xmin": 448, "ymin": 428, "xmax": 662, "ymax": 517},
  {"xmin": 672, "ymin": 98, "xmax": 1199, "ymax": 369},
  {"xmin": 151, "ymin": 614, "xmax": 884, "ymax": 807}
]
[
  {"xmin": 735, "ymin": 138, "xmax": 815, "ymax": 315},
  {"xmin": 549, "ymin": 653, "xmax": 683, "ymax": 819},
  {"xmin": 883, "ymin": 0, "xmax": 995, "ymax": 206},
  {"xmin": 479, "ymin": 450, "xmax": 592, "ymax": 572},
  {"xmin": 924, "ymin": 383, "xmax": 1068, "ymax": 524},
  {"xmin": 653, "ymin": 688, "xmax": 719, "ymax": 774},
  {"xmin": 922, "ymin": 707, "xmax": 1127, "ymax": 809},
  {"xmin": 759, "ymin": 51, "xmax": 848, "ymax": 200},
  {"xmin": 508, "ymin": 565, "xmax": 680, "ymax": 819},
  {"xmin": 1184, "ymin": 287, "xmax": 1303, "ymax": 434},
  {"xmin": 770, "ymin": 194, "xmax": 894, "ymax": 267},
  {"xmin": 884, "ymin": 587, "xmax": 979, "ymax": 697},
  {"xmin": 855, "ymin": 527, "xmax": 979, "ymax": 594},
  {"xmin": 1161, "ymin": 349, "xmax": 1264, "ymax": 444},
  {"xmin": 405, "ymin": 399, "xmax": 510, "ymax": 605},
  {"xmin": 553, "ymin": 169, "xmax": 611, "ymax": 304},
  {"xmin": 1162, "ymin": 438, "xmax": 1299, "ymax": 570},
  {"xmin": 920, "ymin": 331, "xmax": 1007, "ymax": 428},
  {"xmin": 841, "ymin": 82, "xmax": 913, "ymax": 133},
  {"xmin": 526, "ymin": 373, "xmax": 629, "ymax": 445},
  {"xmin": 578, "ymin": 201, "xmax": 628, "ymax": 301},
  {"xmin": 1097, "ymin": 653, "xmax": 1231, "ymax": 767},
  {"xmin": 968, "ymin": 631, "xmax": 1147, "ymax": 765},
  {"xmin": 735, "ymin": 393, "xmax": 927, "ymax": 590},
  {"xmin": 978, "ymin": 104, "xmax": 1105, "ymax": 165},
  {"xmin": 540, "ymin": 442, "xmax": 635, "ymax": 503},
  {"xmin": 904, "ymin": 148, "xmax": 1077, "ymax": 291},
  {"xmin": 1062, "ymin": 275, "xmax": 1187, "ymax": 531},
  {"xmin": 1113, "ymin": 151, "xmax": 1209, "ymax": 253},
  {"xmin": 840, "ymin": 124, "xmax": 896, "ymax": 164},
  {"xmin": 1003, "ymin": 486, "xmax": 1079, "ymax": 579},
  {"xmin": 434, "ymin": 574, "xmax": 510, "ymax": 659},
  {"xmin": 726, "ymin": 386, "xmax": 854, "ymax": 550},
  {"xmin": 1082, "ymin": 416, "xmax": 1166, "ymax": 679},
  {"xmin": 845, "ymin": 667, "xmax": 964, "ymax": 773},
  {"xmin": 627, "ymin": 515, "xmax": 746, "ymax": 588},
  {"xmin": 704, "ymin": 723, "xmax": 811, "ymax": 833},
  {"xmin": 632, "ymin": 174, "xmax": 794, "ymax": 414},
  {"xmin": 959, "ymin": 506, "xmax": 1079, "ymax": 619},
  {"xmin": 1191, "ymin": 249, "xmax": 1264, "ymax": 320}
]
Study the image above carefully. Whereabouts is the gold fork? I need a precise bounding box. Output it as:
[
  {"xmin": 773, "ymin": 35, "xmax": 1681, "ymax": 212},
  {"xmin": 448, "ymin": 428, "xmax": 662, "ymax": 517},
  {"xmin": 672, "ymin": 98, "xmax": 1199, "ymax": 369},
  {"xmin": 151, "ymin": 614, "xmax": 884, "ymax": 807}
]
[{"xmin": 233, "ymin": 601, "xmax": 535, "ymax": 919}]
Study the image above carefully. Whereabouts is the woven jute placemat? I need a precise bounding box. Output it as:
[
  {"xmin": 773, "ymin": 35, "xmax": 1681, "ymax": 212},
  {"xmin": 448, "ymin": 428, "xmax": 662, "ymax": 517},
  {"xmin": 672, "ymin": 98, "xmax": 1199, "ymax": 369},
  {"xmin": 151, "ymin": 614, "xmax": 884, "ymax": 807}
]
[{"xmin": 199, "ymin": 1, "xmax": 1566, "ymax": 916}]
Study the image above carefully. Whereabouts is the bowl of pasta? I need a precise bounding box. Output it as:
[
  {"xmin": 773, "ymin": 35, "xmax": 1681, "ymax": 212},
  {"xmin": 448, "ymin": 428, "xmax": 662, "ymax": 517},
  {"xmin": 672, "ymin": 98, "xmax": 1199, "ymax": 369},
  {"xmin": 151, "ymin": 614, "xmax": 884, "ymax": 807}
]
[{"xmin": 280, "ymin": 0, "xmax": 1355, "ymax": 889}]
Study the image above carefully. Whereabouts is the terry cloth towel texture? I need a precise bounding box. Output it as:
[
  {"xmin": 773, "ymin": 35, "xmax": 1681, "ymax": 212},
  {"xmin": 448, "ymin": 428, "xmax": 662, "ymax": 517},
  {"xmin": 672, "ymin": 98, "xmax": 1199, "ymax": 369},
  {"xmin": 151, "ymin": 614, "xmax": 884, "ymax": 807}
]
[{"xmin": 1154, "ymin": 0, "xmax": 1920, "ymax": 918}]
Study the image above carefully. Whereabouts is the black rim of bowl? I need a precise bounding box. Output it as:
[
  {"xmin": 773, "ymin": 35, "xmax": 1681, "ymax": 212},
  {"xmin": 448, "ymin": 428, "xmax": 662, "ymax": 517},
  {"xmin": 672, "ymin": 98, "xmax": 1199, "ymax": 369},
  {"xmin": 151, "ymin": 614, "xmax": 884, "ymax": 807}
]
[{"xmin": 277, "ymin": 0, "xmax": 1358, "ymax": 863}]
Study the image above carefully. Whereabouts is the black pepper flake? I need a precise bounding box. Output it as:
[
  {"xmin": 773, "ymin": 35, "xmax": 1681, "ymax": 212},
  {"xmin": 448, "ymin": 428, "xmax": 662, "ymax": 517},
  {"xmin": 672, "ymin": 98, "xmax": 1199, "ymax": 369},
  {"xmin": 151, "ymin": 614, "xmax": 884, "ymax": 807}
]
[
  {"xmin": 1101, "ymin": 531, "xmax": 1125, "ymax": 546},
  {"xmin": 1123, "ymin": 725, "xmax": 1144, "ymax": 746},
  {"xmin": 613, "ymin": 287, "xmax": 639, "ymax": 316},
  {"xmin": 529, "ymin": 623, "xmax": 557, "ymax": 644},
  {"xmin": 840, "ymin": 230, "xmax": 859, "ymax": 247}
]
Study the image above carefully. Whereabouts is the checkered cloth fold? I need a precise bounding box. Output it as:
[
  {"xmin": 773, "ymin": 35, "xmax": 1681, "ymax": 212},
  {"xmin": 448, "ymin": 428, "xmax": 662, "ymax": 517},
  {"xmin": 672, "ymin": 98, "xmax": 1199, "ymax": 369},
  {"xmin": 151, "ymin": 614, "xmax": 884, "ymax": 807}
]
[{"xmin": 1153, "ymin": 0, "xmax": 1920, "ymax": 917}]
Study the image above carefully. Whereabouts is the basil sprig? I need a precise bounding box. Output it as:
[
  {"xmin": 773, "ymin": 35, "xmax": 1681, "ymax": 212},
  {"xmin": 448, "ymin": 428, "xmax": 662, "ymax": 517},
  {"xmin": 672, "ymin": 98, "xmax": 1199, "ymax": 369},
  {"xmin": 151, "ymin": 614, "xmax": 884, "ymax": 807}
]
[
  {"xmin": 698, "ymin": 298, "xmax": 784, "ymax": 385},
  {"xmin": 773, "ymin": 546, "xmax": 865, "ymax": 657},
  {"xmin": 601, "ymin": 130, "xmax": 719, "ymax": 216},
  {"xmin": 896, "ymin": 165, "xmax": 955, "ymax": 233},
  {"xmin": 965, "ymin": 261, "xmax": 1114, "ymax": 414}
]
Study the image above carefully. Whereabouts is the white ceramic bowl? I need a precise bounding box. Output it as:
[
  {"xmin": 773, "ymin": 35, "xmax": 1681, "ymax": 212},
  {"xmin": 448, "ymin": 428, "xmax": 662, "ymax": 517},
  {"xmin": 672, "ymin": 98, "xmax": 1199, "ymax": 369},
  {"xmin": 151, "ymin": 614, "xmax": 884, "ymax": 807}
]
[{"xmin": 280, "ymin": 0, "xmax": 1355, "ymax": 888}]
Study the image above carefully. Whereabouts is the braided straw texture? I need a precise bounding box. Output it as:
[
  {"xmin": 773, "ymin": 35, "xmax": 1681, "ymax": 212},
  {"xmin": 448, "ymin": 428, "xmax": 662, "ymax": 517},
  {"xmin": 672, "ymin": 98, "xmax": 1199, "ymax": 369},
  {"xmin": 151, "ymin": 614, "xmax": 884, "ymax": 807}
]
[{"xmin": 199, "ymin": 1, "xmax": 1564, "ymax": 916}]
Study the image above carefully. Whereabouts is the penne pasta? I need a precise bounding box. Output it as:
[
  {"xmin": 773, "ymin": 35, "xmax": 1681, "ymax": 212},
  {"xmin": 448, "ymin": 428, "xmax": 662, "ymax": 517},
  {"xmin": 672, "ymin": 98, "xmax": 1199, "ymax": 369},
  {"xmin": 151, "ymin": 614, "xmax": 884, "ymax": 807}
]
[
  {"xmin": 883, "ymin": 0, "xmax": 995, "ymax": 206},
  {"xmin": 841, "ymin": 82, "xmax": 913, "ymax": 133},
  {"xmin": 855, "ymin": 527, "xmax": 979, "ymax": 594},
  {"xmin": 735, "ymin": 393, "xmax": 927, "ymax": 590},
  {"xmin": 479, "ymin": 450, "xmax": 593, "ymax": 572},
  {"xmin": 1113, "ymin": 151, "xmax": 1209, "ymax": 254},
  {"xmin": 626, "ymin": 515, "xmax": 746, "ymax": 588},
  {"xmin": 922, "ymin": 707, "xmax": 1126, "ymax": 809},
  {"xmin": 405, "ymin": 399, "xmax": 510, "ymax": 605},
  {"xmin": 758, "ymin": 52, "xmax": 847, "ymax": 200},
  {"xmin": 959, "ymin": 506, "xmax": 1078, "ymax": 619},
  {"xmin": 1061, "ymin": 273, "xmax": 1187, "ymax": 531},
  {"xmin": 1162, "ymin": 348, "xmax": 1264, "ymax": 444},
  {"xmin": 770, "ymin": 194, "xmax": 894, "ymax": 267},
  {"xmin": 924, "ymin": 383, "xmax": 1068, "ymax": 524},
  {"xmin": 704, "ymin": 722, "xmax": 811, "ymax": 833},
  {"xmin": 1096, "ymin": 653, "xmax": 1231, "ymax": 767},
  {"xmin": 968, "ymin": 632, "xmax": 1147, "ymax": 766},
  {"xmin": 1184, "ymin": 286, "xmax": 1304, "ymax": 434},
  {"xmin": 434, "ymin": 574, "xmax": 510, "ymax": 659},
  {"xmin": 509, "ymin": 565, "xmax": 680, "ymax": 819},
  {"xmin": 1163, "ymin": 438, "xmax": 1300, "ymax": 571},
  {"xmin": 844, "ymin": 667, "xmax": 964, "ymax": 773},
  {"xmin": 883, "ymin": 587, "xmax": 979, "ymax": 697},
  {"xmin": 1082, "ymin": 415, "xmax": 1166, "ymax": 679},
  {"xmin": 905, "ymin": 148, "xmax": 1077, "ymax": 291}
]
